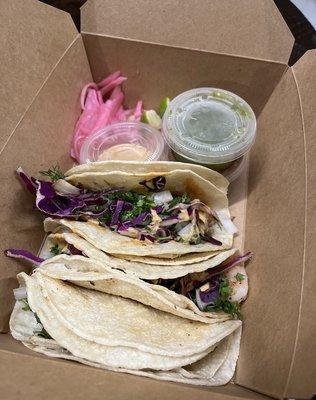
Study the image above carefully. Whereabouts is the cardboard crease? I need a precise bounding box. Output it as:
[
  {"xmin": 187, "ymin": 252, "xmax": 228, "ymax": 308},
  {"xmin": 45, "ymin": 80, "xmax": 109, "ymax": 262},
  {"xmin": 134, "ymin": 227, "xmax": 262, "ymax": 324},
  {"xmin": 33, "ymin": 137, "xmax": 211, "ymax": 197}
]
[{"xmin": 0, "ymin": 34, "xmax": 81, "ymax": 156}]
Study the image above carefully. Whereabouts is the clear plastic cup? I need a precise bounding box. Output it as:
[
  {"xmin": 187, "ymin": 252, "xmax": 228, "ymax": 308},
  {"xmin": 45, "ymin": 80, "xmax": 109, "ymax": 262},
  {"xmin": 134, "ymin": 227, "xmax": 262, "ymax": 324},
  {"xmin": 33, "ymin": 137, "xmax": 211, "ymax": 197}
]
[
  {"xmin": 79, "ymin": 122, "xmax": 169, "ymax": 164},
  {"xmin": 162, "ymin": 88, "xmax": 256, "ymax": 173}
]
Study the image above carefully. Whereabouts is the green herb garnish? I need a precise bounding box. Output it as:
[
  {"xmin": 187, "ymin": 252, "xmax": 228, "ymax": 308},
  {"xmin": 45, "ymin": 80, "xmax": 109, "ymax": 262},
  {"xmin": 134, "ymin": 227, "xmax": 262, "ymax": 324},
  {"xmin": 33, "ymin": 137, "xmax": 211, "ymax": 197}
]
[
  {"xmin": 235, "ymin": 272, "xmax": 245, "ymax": 282},
  {"xmin": 20, "ymin": 299, "xmax": 52, "ymax": 339},
  {"xmin": 99, "ymin": 213, "xmax": 111, "ymax": 226},
  {"xmin": 37, "ymin": 329, "xmax": 52, "ymax": 339},
  {"xmin": 40, "ymin": 165, "xmax": 65, "ymax": 181},
  {"xmin": 204, "ymin": 276, "xmax": 241, "ymax": 319},
  {"xmin": 168, "ymin": 193, "xmax": 190, "ymax": 209},
  {"xmin": 34, "ymin": 313, "xmax": 52, "ymax": 339},
  {"xmin": 20, "ymin": 298, "xmax": 31, "ymax": 311},
  {"xmin": 120, "ymin": 210, "xmax": 135, "ymax": 222},
  {"xmin": 99, "ymin": 191, "xmax": 155, "ymax": 225},
  {"xmin": 50, "ymin": 244, "xmax": 62, "ymax": 256}
]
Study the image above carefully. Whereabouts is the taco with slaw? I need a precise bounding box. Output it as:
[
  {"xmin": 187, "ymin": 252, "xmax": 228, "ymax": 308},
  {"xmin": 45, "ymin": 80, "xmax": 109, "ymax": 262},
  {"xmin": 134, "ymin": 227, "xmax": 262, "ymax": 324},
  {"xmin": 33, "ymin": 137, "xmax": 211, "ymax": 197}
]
[
  {"xmin": 6, "ymin": 161, "xmax": 251, "ymax": 386},
  {"xmin": 7, "ymin": 230, "xmax": 251, "ymax": 321},
  {"xmin": 15, "ymin": 161, "xmax": 237, "ymax": 257}
]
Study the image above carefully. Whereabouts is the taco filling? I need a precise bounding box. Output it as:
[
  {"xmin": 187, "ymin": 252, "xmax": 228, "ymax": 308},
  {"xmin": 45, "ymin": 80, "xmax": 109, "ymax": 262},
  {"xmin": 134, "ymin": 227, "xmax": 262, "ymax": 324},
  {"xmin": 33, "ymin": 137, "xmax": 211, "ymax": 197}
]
[
  {"xmin": 7, "ymin": 246, "xmax": 251, "ymax": 319},
  {"xmin": 16, "ymin": 166, "xmax": 236, "ymax": 245}
]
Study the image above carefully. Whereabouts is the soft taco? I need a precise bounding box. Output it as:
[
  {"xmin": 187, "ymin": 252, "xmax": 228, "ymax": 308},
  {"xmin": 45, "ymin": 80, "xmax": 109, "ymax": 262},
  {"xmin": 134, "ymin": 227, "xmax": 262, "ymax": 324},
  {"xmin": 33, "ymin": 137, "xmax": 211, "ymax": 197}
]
[
  {"xmin": 64, "ymin": 160, "xmax": 229, "ymax": 194},
  {"xmin": 6, "ymin": 161, "xmax": 248, "ymax": 386},
  {"xmin": 10, "ymin": 271, "xmax": 242, "ymax": 385},
  {"xmin": 15, "ymin": 162, "xmax": 237, "ymax": 258},
  {"xmin": 6, "ymin": 230, "xmax": 251, "ymax": 321}
]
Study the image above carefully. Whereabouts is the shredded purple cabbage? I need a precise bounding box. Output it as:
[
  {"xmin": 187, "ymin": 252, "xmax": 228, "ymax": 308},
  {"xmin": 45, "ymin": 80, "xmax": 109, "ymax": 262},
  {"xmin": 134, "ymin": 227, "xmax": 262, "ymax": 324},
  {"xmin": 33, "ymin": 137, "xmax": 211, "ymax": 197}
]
[
  {"xmin": 132, "ymin": 212, "xmax": 151, "ymax": 226},
  {"xmin": 5, "ymin": 249, "xmax": 44, "ymax": 265},
  {"xmin": 154, "ymin": 205, "xmax": 164, "ymax": 214},
  {"xmin": 110, "ymin": 199, "xmax": 125, "ymax": 226},
  {"xmin": 206, "ymin": 251, "xmax": 253, "ymax": 278},
  {"xmin": 178, "ymin": 252, "xmax": 252, "ymax": 295},
  {"xmin": 203, "ymin": 235, "xmax": 222, "ymax": 246},
  {"xmin": 16, "ymin": 167, "xmax": 38, "ymax": 195},
  {"xmin": 139, "ymin": 176, "xmax": 166, "ymax": 192},
  {"xmin": 15, "ymin": 168, "xmax": 235, "ymax": 246},
  {"xmin": 139, "ymin": 233, "xmax": 155, "ymax": 242},
  {"xmin": 198, "ymin": 280, "xmax": 220, "ymax": 303},
  {"xmin": 67, "ymin": 244, "xmax": 83, "ymax": 256}
]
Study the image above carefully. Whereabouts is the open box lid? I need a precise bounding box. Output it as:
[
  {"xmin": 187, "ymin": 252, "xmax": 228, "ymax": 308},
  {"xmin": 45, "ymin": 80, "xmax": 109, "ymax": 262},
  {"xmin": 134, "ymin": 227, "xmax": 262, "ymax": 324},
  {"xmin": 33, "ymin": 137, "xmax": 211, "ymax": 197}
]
[
  {"xmin": 81, "ymin": 0, "xmax": 294, "ymax": 63},
  {"xmin": 0, "ymin": 0, "xmax": 79, "ymax": 149}
]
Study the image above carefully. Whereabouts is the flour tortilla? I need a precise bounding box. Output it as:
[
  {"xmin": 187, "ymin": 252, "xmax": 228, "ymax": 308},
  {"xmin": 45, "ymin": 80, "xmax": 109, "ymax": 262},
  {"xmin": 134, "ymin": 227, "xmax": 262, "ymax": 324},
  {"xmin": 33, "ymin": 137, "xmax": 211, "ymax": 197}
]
[
  {"xmin": 10, "ymin": 295, "xmax": 241, "ymax": 386},
  {"xmin": 31, "ymin": 271, "xmax": 240, "ymax": 357},
  {"xmin": 65, "ymin": 169, "xmax": 228, "ymax": 211},
  {"xmin": 38, "ymin": 254, "xmax": 231, "ymax": 323},
  {"xmin": 65, "ymin": 161, "xmax": 229, "ymax": 194},
  {"xmin": 44, "ymin": 217, "xmax": 232, "ymax": 257},
  {"xmin": 10, "ymin": 274, "xmax": 241, "ymax": 384},
  {"xmin": 46, "ymin": 231, "xmax": 237, "ymax": 280},
  {"xmin": 115, "ymin": 252, "xmax": 221, "ymax": 266},
  {"xmin": 18, "ymin": 275, "xmax": 215, "ymax": 370},
  {"xmin": 53, "ymin": 164, "xmax": 234, "ymax": 257}
]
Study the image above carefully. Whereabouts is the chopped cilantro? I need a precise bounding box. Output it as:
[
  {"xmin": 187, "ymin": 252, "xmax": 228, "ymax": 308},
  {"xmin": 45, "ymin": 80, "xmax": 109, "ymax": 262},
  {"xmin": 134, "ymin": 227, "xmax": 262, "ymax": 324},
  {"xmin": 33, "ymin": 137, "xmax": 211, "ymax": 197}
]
[
  {"xmin": 120, "ymin": 210, "xmax": 135, "ymax": 222},
  {"xmin": 235, "ymin": 272, "xmax": 245, "ymax": 282},
  {"xmin": 168, "ymin": 193, "xmax": 190, "ymax": 209},
  {"xmin": 20, "ymin": 299, "xmax": 52, "ymax": 338},
  {"xmin": 99, "ymin": 191, "xmax": 155, "ymax": 226},
  {"xmin": 204, "ymin": 276, "xmax": 242, "ymax": 319},
  {"xmin": 37, "ymin": 327, "xmax": 52, "ymax": 339},
  {"xmin": 34, "ymin": 313, "xmax": 52, "ymax": 339},
  {"xmin": 20, "ymin": 298, "xmax": 31, "ymax": 311},
  {"xmin": 99, "ymin": 213, "xmax": 111, "ymax": 226},
  {"xmin": 50, "ymin": 244, "xmax": 62, "ymax": 256},
  {"xmin": 40, "ymin": 165, "xmax": 65, "ymax": 181}
]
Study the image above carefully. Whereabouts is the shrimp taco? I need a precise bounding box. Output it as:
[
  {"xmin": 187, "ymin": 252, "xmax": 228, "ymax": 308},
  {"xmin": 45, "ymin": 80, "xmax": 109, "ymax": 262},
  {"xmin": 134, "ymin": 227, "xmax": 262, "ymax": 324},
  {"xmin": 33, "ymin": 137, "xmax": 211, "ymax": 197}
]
[
  {"xmin": 6, "ymin": 161, "xmax": 251, "ymax": 387},
  {"xmin": 10, "ymin": 270, "xmax": 242, "ymax": 385},
  {"xmin": 15, "ymin": 161, "xmax": 237, "ymax": 258},
  {"xmin": 7, "ymin": 231, "xmax": 251, "ymax": 322}
]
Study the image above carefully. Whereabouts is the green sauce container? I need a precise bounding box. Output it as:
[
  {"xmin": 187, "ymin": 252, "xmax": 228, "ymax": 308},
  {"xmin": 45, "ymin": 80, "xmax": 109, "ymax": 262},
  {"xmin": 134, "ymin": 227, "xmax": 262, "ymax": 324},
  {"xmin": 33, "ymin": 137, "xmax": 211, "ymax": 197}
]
[{"xmin": 162, "ymin": 88, "xmax": 256, "ymax": 175}]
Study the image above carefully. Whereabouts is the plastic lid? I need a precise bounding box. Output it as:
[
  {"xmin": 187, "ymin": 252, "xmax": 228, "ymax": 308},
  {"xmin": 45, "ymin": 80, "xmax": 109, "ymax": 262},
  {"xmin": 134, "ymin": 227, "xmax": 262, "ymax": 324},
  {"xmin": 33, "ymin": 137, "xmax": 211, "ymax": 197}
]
[
  {"xmin": 162, "ymin": 88, "xmax": 256, "ymax": 164},
  {"xmin": 79, "ymin": 122, "xmax": 167, "ymax": 164}
]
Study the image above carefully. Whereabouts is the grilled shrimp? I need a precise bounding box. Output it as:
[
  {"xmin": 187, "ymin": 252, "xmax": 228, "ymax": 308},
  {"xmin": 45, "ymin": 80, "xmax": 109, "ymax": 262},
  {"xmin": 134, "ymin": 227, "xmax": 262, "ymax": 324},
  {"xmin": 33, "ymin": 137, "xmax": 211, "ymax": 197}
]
[{"xmin": 225, "ymin": 265, "xmax": 248, "ymax": 303}]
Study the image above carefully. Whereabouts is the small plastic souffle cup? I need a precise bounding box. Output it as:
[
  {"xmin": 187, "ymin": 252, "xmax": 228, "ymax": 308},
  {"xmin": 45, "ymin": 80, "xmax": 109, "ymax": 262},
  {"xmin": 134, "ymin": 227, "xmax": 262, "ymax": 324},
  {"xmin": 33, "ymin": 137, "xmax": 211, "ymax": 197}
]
[
  {"xmin": 162, "ymin": 88, "xmax": 256, "ymax": 172},
  {"xmin": 79, "ymin": 122, "xmax": 168, "ymax": 164}
]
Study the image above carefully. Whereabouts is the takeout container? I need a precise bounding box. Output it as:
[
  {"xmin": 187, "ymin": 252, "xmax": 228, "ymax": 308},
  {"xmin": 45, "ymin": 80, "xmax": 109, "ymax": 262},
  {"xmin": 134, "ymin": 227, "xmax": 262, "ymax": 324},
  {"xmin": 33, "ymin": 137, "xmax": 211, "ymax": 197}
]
[{"xmin": 0, "ymin": 1, "xmax": 315, "ymax": 399}]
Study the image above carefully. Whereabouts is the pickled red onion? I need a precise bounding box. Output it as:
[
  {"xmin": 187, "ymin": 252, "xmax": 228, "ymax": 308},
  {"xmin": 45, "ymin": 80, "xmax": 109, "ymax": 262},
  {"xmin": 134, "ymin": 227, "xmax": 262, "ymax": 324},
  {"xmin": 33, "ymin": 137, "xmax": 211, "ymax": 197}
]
[{"xmin": 71, "ymin": 71, "xmax": 143, "ymax": 162}]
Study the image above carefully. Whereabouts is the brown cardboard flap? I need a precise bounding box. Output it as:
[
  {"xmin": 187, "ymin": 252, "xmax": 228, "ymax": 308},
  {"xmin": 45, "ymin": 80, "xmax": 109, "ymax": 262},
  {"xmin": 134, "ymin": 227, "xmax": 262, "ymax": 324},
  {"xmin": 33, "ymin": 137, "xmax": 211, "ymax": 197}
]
[
  {"xmin": 82, "ymin": 35, "xmax": 286, "ymax": 116},
  {"xmin": 0, "ymin": 0, "xmax": 78, "ymax": 150},
  {"xmin": 236, "ymin": 66, "xmax": 307, "ymax": 398},
  {"xmin": 0, "ymin": 36, "xmax": 92, "ymax": 332},
  {"xmin": 284, "ymin": 50, "xmax": 316, "ymax": 400},
  {"xmin": 0, "ymin": 335, "xmax": 271, "ymax": 400},
  {"xmin": 81, "ymin": 0, "xmax": 293, "ymax": 62}
]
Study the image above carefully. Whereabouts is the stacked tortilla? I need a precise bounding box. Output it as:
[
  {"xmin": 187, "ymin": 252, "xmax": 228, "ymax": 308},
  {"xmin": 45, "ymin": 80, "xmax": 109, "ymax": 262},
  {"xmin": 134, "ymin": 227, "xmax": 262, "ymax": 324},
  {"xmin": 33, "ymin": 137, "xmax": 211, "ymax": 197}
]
[{"xmin": 10, "ymin": 161, "xmax": 245, "ymax": 386}]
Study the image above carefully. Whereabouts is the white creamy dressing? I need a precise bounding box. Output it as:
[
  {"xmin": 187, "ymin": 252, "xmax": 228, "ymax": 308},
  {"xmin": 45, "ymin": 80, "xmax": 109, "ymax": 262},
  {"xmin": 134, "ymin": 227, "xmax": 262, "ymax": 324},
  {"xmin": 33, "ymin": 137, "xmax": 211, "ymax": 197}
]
[{"xmin": 98, "ymin": 143, "xmax": 149, "ymax": 161}]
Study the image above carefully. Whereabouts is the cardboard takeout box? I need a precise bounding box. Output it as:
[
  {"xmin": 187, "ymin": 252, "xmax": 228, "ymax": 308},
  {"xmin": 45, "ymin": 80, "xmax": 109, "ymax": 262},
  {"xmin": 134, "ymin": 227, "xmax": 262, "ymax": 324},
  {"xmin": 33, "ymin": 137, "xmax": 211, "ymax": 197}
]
[{"xmin": 0, "ymin": 0, "xmax": 315, "ymax": 398}]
